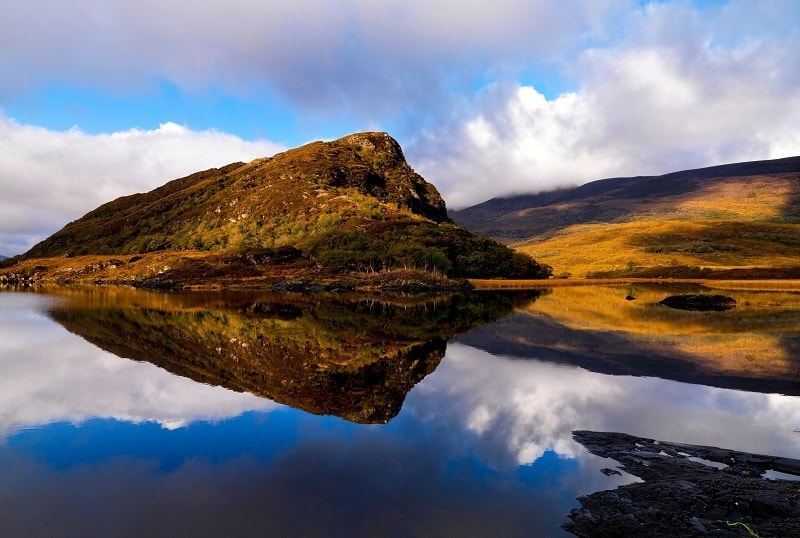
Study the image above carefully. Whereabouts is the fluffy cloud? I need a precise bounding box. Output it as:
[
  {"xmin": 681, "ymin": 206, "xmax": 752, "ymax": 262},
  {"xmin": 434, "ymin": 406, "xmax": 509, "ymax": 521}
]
[
  {"xmin": 0, "ymin": 116, "xmax": 282, "ymax": 255},
  {"xmin": 408, "ymin": 1, "xmax": 800, "ymax": 207}
]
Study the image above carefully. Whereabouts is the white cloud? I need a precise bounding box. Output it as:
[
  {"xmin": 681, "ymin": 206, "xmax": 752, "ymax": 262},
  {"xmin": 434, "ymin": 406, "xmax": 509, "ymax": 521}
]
[
  {"xmin": 0, "ymin": 115, "xmax": 283, "ymax": 255},
  {"xmin": 409, "ymin": 1, "xmax": 800, "ymax": 208}
]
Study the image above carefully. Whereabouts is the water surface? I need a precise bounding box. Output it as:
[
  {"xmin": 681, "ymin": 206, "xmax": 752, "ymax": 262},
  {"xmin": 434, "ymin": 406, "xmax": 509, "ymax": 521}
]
[{"xmin": 1, "ymin": 286, "xmax": 798, "ymax": 536}]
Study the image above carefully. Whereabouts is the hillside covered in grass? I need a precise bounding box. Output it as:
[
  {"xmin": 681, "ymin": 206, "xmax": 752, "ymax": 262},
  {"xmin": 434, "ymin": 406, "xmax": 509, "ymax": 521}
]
[
  {"xmin": 4, "ymin": 132, "xmax": 550, "ymax": 288},
  {"xmin": 451, "ymin": 156, "xmax": 800, "ymax": 278}
]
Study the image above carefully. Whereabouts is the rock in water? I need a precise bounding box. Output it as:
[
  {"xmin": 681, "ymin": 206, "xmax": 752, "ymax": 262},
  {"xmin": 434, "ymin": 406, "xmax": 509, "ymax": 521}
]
[{"xmin": 659, "ymin": 294, "xmax": 736, "ymax": 311}]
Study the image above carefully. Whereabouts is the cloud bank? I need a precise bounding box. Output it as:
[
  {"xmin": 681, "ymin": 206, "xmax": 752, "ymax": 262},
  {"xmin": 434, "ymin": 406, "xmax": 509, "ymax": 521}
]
[
  {"xmin": 0, "ymin": 0, "xmax": 798, "ymax": 247},
  {"xmin": 0, "ymin": 0, "xmax": 620, "ymax": 112},
  {"xmin": 409, "ymin": 1, "xmax": 800, "ymax": 207},
  {"xmin": 0, "ymin": 117, "xmax": 282, "ymax": 255}
]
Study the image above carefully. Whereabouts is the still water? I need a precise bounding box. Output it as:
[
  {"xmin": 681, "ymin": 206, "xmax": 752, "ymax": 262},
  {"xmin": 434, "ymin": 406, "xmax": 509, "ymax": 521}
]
[{"xmin": 1, "ymin": 285, "xmax": 799, "ymax": 536}]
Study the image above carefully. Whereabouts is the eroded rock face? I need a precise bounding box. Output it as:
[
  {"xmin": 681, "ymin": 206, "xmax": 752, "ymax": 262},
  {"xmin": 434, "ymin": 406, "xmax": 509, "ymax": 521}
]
[{"xmin": 564, "ymin": 431, "xmax": 800, "ymax": 537}]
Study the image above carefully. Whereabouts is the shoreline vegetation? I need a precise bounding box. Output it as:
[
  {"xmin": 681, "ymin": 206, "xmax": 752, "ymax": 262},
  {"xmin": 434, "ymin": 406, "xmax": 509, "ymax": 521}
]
[
  {"xmin": 3, "ymin": 252, "xmax": 800, "ymax": 293},
  {"xmin": 0, "ymin": 252, "xmax": 472, "ymax": 292}
]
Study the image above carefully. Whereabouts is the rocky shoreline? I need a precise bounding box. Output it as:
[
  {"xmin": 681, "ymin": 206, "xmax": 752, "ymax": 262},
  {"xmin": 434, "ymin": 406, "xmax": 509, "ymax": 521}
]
[
  {"xmin": 565, "ymin": 431, "xmax": 800, "ymax": 537},
  {"xmin": 0, "ymin": 253, "xmax": 472, "ymax": 292}
]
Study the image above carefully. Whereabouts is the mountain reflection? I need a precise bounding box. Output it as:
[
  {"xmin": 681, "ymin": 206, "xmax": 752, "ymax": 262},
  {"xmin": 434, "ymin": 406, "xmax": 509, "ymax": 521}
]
[
  {"xmin": 46, "ymin": 288, "xmax": 539, "ymax": 423},
  {"xmin": 456, "ymin": 283, "xmax": 800, "ymax": 395}
]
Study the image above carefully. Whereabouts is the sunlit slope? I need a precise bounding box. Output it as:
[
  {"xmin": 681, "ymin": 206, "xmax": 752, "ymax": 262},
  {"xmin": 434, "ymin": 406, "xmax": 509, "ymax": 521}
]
[
  {"xmin": 24, "ymin": 132, "xmax": 448, "ymax": 257},
  {"xmin": 451, "ymin": 157, "xmax": 800, "ymax": 278},
  {"xmin": 518, "ymin": 220, "xmax": 800, "ymax": 278}
]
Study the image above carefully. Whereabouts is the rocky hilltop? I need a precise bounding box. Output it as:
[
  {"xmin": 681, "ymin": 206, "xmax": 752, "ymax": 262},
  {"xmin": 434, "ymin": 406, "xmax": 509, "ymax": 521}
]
[{"xmin": 2, "ymin": 132, "xmax": 550, "ymax": 289}]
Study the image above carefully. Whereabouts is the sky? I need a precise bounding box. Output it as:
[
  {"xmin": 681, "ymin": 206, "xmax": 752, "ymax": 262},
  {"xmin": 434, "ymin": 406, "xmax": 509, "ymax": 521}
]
[{"xmin": 1, "ymin": 0, "xmax": 799, "ymax": 256}]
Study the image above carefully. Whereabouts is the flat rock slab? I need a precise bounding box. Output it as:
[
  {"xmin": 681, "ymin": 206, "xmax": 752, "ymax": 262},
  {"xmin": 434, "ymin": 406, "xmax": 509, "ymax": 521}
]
[{"xmin": 564, "ymin": 430, "xmax": 800, "ymax": 537}]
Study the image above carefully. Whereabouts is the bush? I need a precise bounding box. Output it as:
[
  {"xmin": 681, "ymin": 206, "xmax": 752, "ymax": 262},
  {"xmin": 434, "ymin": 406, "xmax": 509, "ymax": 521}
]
[{"xmin": 307, "ymin": 223, "xmax": 552, "ymax": 279}]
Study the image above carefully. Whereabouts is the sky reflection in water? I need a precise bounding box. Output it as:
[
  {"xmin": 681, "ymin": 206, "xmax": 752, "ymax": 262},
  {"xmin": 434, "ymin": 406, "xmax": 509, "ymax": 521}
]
[{"xmin": 0, "ymin": 291, "xmax": 798, "ymax": 537}]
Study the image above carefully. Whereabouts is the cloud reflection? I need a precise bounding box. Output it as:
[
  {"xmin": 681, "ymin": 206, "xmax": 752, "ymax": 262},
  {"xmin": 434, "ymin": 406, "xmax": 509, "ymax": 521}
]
[
  {"xmin": 4, "ymin": 292, "xmax": 798, "ymax": 536},
  {"xmin": 405, "ymin": 342, "xmax": 800, "ymax": 468},
  {"xmin": 0, "ymin": 294, "xmax": 277, "ymax": 438}
]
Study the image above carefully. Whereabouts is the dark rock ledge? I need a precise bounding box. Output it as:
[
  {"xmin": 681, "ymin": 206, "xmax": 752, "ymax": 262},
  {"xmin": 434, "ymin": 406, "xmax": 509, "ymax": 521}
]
[{"xmin": 564, "ymin": 431, "xmax": 800, "ymax": 537}]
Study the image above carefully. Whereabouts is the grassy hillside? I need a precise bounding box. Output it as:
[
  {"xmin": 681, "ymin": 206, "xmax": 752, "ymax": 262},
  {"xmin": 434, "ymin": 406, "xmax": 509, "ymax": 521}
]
[
  {"xmin": 452, "ymin": 156, "xmax": 800, "ymax": 278},
  {"xmin": 24, "ymin": 133, "xmax": 449, "ymax": 257},
  {"xmin": 7, "ymin": 132, "xmax": 550, "ymax": 287}
]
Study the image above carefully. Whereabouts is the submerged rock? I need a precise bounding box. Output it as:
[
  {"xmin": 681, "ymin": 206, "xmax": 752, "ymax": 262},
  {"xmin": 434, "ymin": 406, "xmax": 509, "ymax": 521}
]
[{"xmin": 659, "ymin": 293, "xmax": 736, "ymax": 311}]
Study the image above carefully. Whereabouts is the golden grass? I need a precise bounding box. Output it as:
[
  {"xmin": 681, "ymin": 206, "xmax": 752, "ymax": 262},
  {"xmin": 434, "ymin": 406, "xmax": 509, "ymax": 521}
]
[
  {"xmin": 670, "ymin": 175, "xmax": 793, "ymax": 221},
  {"xmin": 516, "ymin": 220, "xmax": 800, "ymax": 278}
]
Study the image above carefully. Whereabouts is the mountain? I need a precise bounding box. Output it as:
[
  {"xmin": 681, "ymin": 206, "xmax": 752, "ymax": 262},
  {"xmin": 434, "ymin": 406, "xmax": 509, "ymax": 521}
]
[
  {"xmin": 451, "ymin": 156, "xmax": 800, "ymax": 278},
  {"xmin": 0, "ymin": 255, "xmax": 6, "ymax": 261},
  {"xmin": 4, "ymin": 132, "xmax": 550, "ymax": 288}
]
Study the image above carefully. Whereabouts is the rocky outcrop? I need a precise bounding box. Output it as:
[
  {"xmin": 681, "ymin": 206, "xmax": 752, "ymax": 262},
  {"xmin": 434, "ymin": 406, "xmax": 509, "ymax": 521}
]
[{"xmin": 564, "ymin": 431, "xmax": 800, "ymax": 537}]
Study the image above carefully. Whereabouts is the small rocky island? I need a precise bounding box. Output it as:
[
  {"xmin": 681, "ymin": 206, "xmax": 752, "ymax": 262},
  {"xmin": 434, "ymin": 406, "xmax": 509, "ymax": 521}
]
[{"xmin": 565, "ymin": 431, "xmax": 800, "ymax": 537}]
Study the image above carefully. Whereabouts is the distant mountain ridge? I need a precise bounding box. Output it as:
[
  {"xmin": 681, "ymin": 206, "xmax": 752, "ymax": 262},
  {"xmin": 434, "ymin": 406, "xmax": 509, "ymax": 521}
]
[
  {"xmin": 452, "ymin": 156, "xmax": 800, "ymax": 241},
  {"xmin": 451, "ymin": 155, "xmax": 800, "ymax": 278}
]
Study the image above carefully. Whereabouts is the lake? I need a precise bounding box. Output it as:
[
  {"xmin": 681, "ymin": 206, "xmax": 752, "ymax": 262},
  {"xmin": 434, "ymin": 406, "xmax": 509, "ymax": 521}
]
[{"xmin": 1, "ymin": 284, "xmax": 799, "ymax": 536}]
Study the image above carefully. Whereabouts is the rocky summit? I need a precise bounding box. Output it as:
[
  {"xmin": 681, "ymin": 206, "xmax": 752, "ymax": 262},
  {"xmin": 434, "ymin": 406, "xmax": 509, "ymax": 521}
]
[{"xmin": 3, "ymin": 132, "xmax": 550, "ymax": 289}]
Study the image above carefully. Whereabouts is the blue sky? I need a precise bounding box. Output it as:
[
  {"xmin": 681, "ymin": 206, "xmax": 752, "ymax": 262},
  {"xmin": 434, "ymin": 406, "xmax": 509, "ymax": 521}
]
[{"xmin": 1, "ymin": 0, "xmax": 799, "ymax": 255}]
